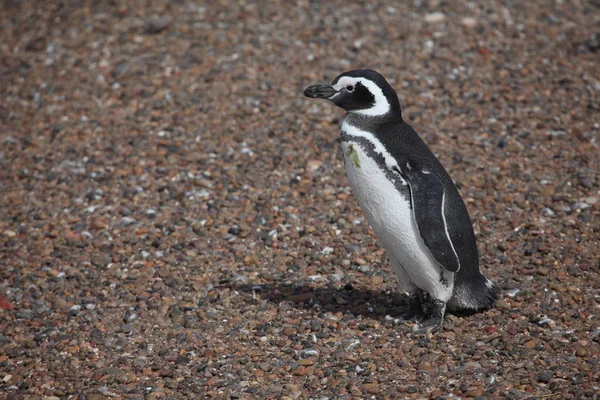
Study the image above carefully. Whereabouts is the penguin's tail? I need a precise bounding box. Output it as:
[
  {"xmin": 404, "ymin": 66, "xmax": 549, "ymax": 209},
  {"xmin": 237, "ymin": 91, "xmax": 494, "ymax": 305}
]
[{"xmin": 448, "ymin": 274, "xmax": 498, "ymax": 314}]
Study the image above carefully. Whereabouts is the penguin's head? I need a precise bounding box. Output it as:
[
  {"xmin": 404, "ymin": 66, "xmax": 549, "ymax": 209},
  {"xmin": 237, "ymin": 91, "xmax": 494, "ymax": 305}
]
[{"xmin": 304, "ymin": 69, "xmax": 401, "ymax": 118}]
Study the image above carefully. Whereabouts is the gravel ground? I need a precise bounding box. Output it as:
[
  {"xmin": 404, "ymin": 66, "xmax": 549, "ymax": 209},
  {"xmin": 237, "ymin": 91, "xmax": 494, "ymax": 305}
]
[{"xmin": 1, "ymin": 1, "xmax": 599, "ymax": 399}]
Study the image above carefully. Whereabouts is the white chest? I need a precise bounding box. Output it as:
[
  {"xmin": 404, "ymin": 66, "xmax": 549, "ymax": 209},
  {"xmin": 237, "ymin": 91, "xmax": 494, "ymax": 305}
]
[
  {"xmin": 341, "ymin": 139, "xmax": 413, "ymax": 245},
  {"xmin": 340, "ymin": 130, "xmax": 453, "ymax": 301}
]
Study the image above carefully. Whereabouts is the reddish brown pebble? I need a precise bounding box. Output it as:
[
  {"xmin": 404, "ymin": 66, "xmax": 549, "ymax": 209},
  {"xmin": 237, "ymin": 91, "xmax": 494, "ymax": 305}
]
[
  {"xmin": 524, "ymin": 340, "xmax": 537, "ymax": 349},
  {"xmin": 362, "ymin": 383, "xmax": 380, "ymax": 394},
  {"xmin": 293, "ymin": 366, "xmax": 308, "ymax": 376}
]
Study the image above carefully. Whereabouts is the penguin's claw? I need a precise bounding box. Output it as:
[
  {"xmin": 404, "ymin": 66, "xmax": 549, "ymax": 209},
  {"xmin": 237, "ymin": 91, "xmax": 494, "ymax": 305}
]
[
  {"xmin": 393, "ymin": 291, "xmax": 424, "ymax": 321},
  {"xmin": 412, "ymin": 316, "xmax": 444, "ymax": 334},
  {"xmin": 413, "ymin": 298, "xmax": 446, "ymax": 334}
]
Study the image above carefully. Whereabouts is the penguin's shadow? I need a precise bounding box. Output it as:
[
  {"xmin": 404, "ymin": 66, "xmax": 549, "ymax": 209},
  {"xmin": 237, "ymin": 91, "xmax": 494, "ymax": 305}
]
[{"xmin": 232, "ymin": 282, "xmax": 413, "ymax": 319}]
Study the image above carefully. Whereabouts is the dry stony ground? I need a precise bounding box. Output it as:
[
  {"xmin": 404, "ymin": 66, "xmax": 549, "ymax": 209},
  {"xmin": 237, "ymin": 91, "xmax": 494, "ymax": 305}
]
[{"xmin": 0, "ymin": 1, "xmax": 599, "ymax": 399}]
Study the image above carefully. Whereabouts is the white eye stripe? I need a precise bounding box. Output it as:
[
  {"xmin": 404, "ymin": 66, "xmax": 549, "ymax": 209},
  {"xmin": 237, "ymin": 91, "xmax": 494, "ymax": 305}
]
[
  {"xmin": 332, "ymin": 77, "xmax": 360, "ymax": 91},
  {"xmin": 332, "ymin": 77, "xmax": 390, "ymax": 117}
]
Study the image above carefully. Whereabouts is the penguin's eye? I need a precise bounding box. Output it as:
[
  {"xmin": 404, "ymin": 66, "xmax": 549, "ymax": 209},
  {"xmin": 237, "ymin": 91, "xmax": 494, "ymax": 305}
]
[{"xmin": 346, "ymin": 85, "xmax": 354, "ymax": 92}]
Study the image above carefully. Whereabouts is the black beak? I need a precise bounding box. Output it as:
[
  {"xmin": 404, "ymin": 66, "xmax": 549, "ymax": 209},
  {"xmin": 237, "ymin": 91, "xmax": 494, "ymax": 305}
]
[{"xmin": 304, "ymin": 83, "xmax": 338, "ymax": 99}]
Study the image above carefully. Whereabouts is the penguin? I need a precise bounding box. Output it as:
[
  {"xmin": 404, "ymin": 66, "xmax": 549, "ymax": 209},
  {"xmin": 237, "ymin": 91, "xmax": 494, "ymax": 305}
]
[{"xmin": 304, "ymin": 69, "xmax": 497, "ymax": 333}]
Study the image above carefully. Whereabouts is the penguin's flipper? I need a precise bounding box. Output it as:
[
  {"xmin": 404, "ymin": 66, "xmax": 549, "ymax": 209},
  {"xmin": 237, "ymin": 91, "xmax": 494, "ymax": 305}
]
[{"xmin": 405, "ymin": 170, "xmax": 461, "ymax": 273}]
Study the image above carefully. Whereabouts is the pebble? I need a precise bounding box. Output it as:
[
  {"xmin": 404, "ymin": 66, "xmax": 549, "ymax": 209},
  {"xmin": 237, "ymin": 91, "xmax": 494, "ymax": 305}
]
[
  {"xmin": 464, "ymin": 387, "xmax": 484, "ymax": 397},
  {"xmin": 87, "ymin": 395, "xmax": 110, "ymax": 400},
  {"xmin": 145, "ymin": 16, "xmax": 172, "ymax": 34},
  {"xmin": 584, "ymin": 196, "xmax": 598, "ymax": 205},
  {"xmin": 537, "ymin": 317, "xmax": 556, "ymax": 327},
  {"xmin": 17, "ymin": 310, "xmax": 33, "ymax": 319},
  {"xmin": 538, "ymin": 371, "xmax": 553, "ymax": 383},
  {"xmin": 285, "ymin": 384, "xmax": 302, "ymax": 397},
  {"xmin": 228, "ymin": 225, "xmax": 241, "ymax": 235},
  {"xmin": 362, "ymin": 383, "xmax": 380, "ymax": 394},
  {"xmin": 424, "ymin": 12, "xmax": 446, "ymax": 23},
  {"xmin": 547, "ymin": 130, "xmax": 567, "ymax": 137},
  {"xmin": 120, "ymin": 216, "xmax": 136, "ymax": 227},
  {"xmin": 464, "ymin": 361, "xmax": 482, "ymax": 369},
  {"xmin": 496, "ymin": 299, "xmax": 510, "ymax": 309},
  {"xmin": 461, "ymin": 17, "xmax": 477, "ymax": 27},
  {"xmin": 69, "ymin": 305, "xmax": 81, "ymax": 315},
  {"xmin": 542, "ymin": 207, "xmax": 556, "ymax": 217},
  {"xmin": 91, "ymin": 253, "xmax": 111, "ymax": 268},
  {"xmin": 299, "ymin": 349, "xmax": 319, "ymax": 357},
  {"xmin": 575, "ymin": 347, "xmax": 587, "ymax": 357},
  {"xmin": 354, "ymin": 257, "xmax": 367, "ymax": 265}
]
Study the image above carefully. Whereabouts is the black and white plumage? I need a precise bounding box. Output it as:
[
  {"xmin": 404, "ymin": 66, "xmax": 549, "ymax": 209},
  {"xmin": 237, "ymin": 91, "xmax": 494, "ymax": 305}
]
[{"xmin": 304, "ymin": 69, "xmax": 497, "ymax": 333}]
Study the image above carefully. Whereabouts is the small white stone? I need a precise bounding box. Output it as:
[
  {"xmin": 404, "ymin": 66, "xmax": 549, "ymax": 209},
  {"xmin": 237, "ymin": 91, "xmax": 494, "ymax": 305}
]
[
  {"xmin": 120, "ymin": 216, "xmax": 136, "ymax": 227},
  {"xmin": 241, "ymin": 146, "xmax": 254, "ymax": 156},
  {"xmin": 461, "ymin": 17, "xmax": 477, "ymax": 27},
  {"xmin": 542, "ymin": 207, "xmax": 556, "ymax": 217},
  {"xmin": 424, "ymin": 12, "xmax": 446, "ymax": 23},
  {"xmin": 584, "ymin": 196, "xmax": 598, "ymax": 205},
  {"xmin": 548, "ymin": 130, "xmax": 566, "ymax": 137},
  {"xmin": 299, "ymin": 349, "xmax": 319, "ymax": 357},
  {"xmin": 320, "ymin": 246, "xmax": 334, "ymax": 255},
  {"xmin": 537, "ymin": 317, "xmax": 556, "ymax": 327}
]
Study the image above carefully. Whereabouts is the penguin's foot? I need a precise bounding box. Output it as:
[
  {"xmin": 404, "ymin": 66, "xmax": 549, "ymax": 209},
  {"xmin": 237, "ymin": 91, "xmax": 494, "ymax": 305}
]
[
  {"xmin": 398, "ymin": 290, "xmax": 424, "ymax": 321},
  {"xmin": 413, "ymin": 299, "xmax": 446, "ymax": 334}
]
